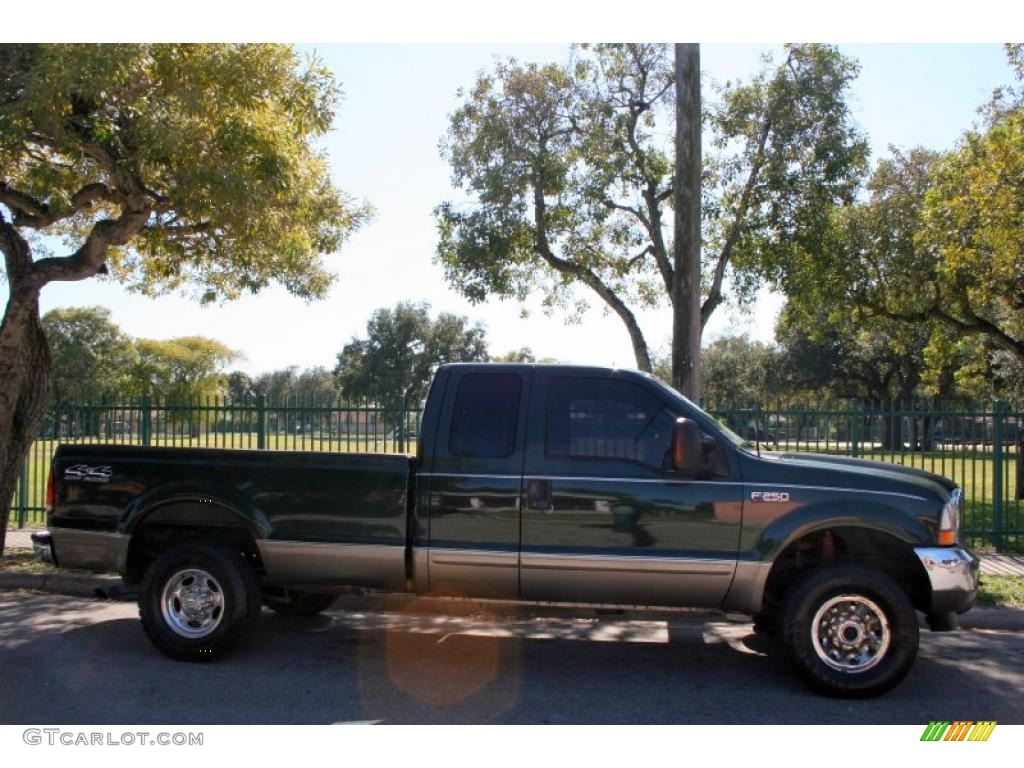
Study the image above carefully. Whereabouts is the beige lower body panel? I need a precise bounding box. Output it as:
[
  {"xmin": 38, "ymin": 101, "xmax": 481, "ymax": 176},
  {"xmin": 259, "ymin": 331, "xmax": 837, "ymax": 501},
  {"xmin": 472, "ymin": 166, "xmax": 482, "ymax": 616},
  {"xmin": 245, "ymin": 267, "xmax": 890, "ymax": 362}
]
[
  {"xmin": 257, "ymin": 540, "xmax": 406, "ymax": 590},
  {"xmin": 521, "ymin": 553, "xmax": 736, "ymax": 608},
  {"xmin": 720, "ymin": 560, "xmax": 773, "ymax": 615},
  {"xmin": 50, "ymin": 527, "xmax": 129, "ymax": 574},
  {"xmin": 426, "ymin": 548, "xmax": 518, "ymax": 600}
]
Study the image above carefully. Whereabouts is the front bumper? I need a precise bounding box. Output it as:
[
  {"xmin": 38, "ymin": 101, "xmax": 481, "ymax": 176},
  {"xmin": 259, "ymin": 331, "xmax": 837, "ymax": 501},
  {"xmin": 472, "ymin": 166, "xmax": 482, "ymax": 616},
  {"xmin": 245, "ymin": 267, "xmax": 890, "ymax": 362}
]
[{"xmin": 915, "ymin": 546, "xmax": 980, "ymax": 614}]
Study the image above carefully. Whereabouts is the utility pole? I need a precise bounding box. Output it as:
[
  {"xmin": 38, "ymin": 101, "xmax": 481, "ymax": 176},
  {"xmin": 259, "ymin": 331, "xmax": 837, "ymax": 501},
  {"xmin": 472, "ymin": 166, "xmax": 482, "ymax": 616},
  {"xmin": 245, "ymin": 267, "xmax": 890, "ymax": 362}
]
[{"xmin": 673, "ymin": 43, "xmax": 702, "ymax": 401}]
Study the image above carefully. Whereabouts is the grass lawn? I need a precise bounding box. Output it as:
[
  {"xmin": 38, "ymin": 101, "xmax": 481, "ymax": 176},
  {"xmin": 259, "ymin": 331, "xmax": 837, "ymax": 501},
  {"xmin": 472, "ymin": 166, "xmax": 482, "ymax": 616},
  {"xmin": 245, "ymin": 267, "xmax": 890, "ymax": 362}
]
[
  {"xmin": 0, "ymin": 551, "xmax": 53, "ymax": 573},
  {"xmin": 977, "ymin": 575, "xmax": 1024, "ymax": 608}
]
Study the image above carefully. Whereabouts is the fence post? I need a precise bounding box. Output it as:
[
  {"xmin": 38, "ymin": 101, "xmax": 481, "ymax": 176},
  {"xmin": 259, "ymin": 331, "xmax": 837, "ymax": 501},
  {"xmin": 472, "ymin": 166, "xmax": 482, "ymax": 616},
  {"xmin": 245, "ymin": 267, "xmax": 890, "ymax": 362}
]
[
  {"xmin": 1016, "ymin": 419, "xmax": 1024, "ymax": 501},
  {"xmin": 396, "ymin": 395, "xmax": 407, "ymax": 453},
  {"xmin": 992, "ymin": 401, "xmax": 1006, "ymax": 550},
  {"xmin": 257, "ymin": 395, "xmax": 267, "ymax": 450},
  {"xmin": 850, "ymin": 399, "xmax": 860, "ymax": 458},
  {"xmin": 141, "ymin": 395, "xmax": 152, "ymax": 446},
  {"xmin": 16, "ymin": 460, "xmax": 28, "ymax": 528}
]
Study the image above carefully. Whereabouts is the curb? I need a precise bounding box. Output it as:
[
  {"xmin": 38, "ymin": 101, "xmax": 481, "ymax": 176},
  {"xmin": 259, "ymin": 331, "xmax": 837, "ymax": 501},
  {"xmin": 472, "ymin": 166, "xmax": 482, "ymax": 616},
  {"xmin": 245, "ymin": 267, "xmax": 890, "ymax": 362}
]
[
  {"xmin": 0, "ymin": 571, "xmax": 123, "ymax": 599},
  {"xmin": 2, "ymin": 570, "xmax": 1023, "ymax": 630}
]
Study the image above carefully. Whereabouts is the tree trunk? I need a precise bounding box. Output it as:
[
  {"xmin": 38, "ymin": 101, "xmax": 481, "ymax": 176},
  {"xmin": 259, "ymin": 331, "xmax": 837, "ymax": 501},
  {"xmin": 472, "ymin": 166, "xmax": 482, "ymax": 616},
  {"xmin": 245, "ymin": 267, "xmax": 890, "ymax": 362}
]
[
  {"xmin": 672, "ymin": 43, "xmax": 702, "ymax": 401},
  {"xmin": 0, "ymin": 286, "xmax": 52, "ymax": 556}
]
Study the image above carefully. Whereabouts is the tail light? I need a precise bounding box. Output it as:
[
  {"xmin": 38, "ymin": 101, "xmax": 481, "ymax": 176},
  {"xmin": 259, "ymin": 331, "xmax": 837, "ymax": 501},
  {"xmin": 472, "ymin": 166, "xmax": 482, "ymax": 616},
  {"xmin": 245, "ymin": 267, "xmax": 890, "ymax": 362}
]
[{"xmin": 45, "ymin": 470, "xmax": 56, "ymax": 513}]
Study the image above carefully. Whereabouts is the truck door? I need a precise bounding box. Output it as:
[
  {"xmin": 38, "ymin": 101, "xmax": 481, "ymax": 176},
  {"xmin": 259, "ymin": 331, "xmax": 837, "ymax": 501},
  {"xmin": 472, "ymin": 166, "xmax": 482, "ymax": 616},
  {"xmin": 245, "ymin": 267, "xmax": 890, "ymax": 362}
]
[
  {"xmin": 422, "ymin": 367, "xmax": 529, "ymax": 599},
  {"xmin": 520, "ymin": 370, "xmax": 742, "ymax": 607}
]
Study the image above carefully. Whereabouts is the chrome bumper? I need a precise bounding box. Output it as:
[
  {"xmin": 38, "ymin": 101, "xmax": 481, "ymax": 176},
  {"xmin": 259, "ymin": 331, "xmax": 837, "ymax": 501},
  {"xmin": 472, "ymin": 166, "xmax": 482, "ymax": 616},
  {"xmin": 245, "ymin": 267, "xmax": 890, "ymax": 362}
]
[
  {"xmin": 915, "ymin": 546, "xmax": 980, "ymax": 614},
  {"xmin": 47, "ymin": 527, "xmax": 130, "ymax": 574},
  {"xmin": 31, "ymin": 531, "xmax": 55, "ymax": 565}
]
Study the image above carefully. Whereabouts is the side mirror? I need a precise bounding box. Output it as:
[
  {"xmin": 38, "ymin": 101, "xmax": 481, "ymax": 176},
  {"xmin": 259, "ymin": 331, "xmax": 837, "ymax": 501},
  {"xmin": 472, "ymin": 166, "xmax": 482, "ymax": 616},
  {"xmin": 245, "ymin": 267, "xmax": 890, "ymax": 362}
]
[{"xmin": 671, "ymin": 418, "xmax": 703, "ymax": 474}]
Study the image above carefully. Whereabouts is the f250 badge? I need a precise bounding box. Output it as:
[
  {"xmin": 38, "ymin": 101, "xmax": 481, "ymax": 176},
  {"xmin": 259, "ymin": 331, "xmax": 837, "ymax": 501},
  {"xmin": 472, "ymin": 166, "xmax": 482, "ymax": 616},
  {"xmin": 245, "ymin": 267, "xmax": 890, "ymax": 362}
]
[
  {"xmin": 751, "ymin": 490, "xmax": 790, "ymax": 503},
  {"xmin": 63, "ymin": 464, "xmax": 113, "ymax": 483}
]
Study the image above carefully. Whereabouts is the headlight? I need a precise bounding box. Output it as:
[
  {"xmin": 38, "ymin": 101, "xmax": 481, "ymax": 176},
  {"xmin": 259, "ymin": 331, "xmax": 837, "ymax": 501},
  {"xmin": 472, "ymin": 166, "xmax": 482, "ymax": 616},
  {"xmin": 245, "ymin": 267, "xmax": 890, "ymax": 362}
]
[{"xmin": 938, "ymin": 488, "xmax": 962, "ymax": 546}]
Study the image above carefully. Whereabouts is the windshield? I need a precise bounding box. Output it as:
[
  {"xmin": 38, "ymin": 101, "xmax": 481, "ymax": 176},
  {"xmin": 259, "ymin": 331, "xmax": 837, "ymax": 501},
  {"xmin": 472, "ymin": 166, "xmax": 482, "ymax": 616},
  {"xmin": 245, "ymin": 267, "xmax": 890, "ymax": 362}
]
[{"xmin": 647, "ymin": 376, "xmax": 753, "ymax": 451}]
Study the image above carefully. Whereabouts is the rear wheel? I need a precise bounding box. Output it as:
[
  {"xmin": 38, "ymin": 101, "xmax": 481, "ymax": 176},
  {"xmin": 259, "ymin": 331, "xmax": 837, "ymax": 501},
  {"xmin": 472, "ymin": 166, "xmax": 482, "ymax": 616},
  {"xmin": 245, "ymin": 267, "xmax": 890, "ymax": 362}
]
[
  {"xmin": 264, "ymin": 590, "xmax": 338, "ymax": 616},
  {"xmin": 779, "ymin": 565, "xmax": 918, "ymax": 698},
  {"xmin": 139, "ymin": 540, "xmax": 261, "ymax": 661}
]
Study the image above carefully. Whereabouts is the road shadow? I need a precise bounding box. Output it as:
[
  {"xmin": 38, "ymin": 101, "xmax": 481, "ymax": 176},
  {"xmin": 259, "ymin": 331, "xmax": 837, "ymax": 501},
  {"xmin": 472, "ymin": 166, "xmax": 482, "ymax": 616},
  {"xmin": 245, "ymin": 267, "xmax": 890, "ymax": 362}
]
[{"xmin": 2, "ymin": 595, "xmax": 1022, "ymax": 725}]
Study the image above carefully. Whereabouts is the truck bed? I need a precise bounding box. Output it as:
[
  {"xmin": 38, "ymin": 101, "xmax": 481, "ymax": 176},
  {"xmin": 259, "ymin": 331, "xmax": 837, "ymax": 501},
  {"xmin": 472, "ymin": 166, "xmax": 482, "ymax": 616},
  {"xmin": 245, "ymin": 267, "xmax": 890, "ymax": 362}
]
[{"xmin": 49, "ymin": 444, "xmax": 414, "ymax": 588}]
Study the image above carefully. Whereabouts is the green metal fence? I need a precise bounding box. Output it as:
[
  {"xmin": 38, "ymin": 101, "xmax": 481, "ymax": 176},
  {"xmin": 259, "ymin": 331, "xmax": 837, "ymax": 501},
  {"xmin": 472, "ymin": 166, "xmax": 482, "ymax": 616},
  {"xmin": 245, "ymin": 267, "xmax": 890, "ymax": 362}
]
[{"xmin": 7, "ymin": 397, "xmax": 1023, "ymax": 552}]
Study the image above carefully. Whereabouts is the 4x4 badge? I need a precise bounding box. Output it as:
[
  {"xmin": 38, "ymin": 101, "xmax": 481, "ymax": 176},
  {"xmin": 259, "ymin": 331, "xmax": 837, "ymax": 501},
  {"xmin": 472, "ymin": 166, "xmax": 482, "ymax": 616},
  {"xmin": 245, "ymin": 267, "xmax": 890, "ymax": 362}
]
[{"xmin": 63, "ymin": 464, "xmax": 113, "ymax": 483}]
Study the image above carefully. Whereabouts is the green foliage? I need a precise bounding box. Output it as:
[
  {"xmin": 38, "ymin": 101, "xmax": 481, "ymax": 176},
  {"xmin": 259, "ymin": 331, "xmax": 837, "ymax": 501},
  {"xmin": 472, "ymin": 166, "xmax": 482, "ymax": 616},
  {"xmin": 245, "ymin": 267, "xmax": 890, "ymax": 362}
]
[
  {"xmin": 335, "ymin": 302, "xmax": 488, "ymax": 405},
  {"xmin": 124, "ymin": 336, "xmax": 236, "ymax": 402},
  {"xmin": 775, "ymin": 306, "xmax": 936, "ymax": 404},
  {"xmin": 292, "ymin": 366, "xmax": 338, "ymax": 401},
  {"xmin": 435, "ymin": 44, "xmax": 867, "ymax": 370},
  {"xmin": 41, "ymin": 306, "xmax": 134, "ymax": 401},
  {"xmin": 694, "ymin": 335, "xmax": 783, "ymax": 407},
  {"xmin": 0, "ymin": 44, "xmax": 370, "ymax": 299},
  {"xmin": 913, "ymin": 108, "xmax": 1024, "ymax": 359},
  {"xmin": 226, "ymin": 370, "xmax": 255, "ymax": 402},
  {"xmin": 774, "ymin": 48, "xmax": 1024, "ymax": 392}
]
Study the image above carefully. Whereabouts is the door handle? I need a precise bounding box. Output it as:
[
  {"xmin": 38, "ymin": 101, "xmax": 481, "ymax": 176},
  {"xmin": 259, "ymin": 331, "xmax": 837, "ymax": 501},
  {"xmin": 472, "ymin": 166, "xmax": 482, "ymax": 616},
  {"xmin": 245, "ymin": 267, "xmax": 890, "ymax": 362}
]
[{"xmin": 526, "ymin": 479, "xmax": 554, "ymax": 512}]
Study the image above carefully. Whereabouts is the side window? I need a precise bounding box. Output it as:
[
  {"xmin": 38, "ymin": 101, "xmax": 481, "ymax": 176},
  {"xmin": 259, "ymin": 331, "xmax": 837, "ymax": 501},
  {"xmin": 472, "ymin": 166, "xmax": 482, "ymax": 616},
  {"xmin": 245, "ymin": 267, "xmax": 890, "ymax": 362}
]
[
  {"xmin": 449, "ymin": 373, "xmax": 522, "ymax": 458},
  {"xmin": 546, "ymin": 377, "xmax": 674, "ymax": 469}
]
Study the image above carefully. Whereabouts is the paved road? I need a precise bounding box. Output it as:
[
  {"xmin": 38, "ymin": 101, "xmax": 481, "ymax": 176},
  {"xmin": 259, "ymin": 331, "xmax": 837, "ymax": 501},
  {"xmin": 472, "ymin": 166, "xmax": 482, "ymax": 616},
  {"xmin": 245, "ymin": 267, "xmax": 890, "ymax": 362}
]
[{"xmin": 1, "ymin": 592, "xmax": 1022, "ymax": 725}]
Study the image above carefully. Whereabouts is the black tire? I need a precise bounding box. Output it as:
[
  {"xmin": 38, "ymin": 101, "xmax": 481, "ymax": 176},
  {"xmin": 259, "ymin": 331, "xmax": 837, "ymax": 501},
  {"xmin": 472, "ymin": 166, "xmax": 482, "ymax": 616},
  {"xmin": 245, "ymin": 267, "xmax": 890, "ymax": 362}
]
[
  {"xmin": 139, "ymin": 540, "xmax": 261, "ymax": 662},
  {"xmin": 264, "ymin": 590, "xmax": 338, "ymax": 616},
  {"xmin": 779, "ymin": 565, "xmax": 919, "ymax": 698}
]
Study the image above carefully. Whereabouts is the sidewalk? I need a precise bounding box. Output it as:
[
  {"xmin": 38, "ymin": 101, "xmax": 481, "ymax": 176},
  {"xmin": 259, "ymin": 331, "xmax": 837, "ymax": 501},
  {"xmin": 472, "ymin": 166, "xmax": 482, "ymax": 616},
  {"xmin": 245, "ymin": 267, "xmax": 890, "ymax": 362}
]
[{"xmin": 4, "ymin": 530, "xmax": 34, "ymax": 549}]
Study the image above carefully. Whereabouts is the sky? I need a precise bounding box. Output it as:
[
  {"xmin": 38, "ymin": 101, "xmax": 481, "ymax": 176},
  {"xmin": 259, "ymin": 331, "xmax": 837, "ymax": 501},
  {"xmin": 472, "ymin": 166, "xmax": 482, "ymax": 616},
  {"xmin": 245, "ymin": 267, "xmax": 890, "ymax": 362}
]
[{"xmin": 13, "ymin": 42, "xmax": 1020, "ymax": 375}]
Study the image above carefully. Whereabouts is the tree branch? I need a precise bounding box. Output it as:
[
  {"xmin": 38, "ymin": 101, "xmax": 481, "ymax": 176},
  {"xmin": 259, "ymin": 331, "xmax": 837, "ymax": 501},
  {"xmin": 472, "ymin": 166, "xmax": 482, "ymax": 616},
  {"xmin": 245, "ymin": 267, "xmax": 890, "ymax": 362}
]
[
  {"xmin": 0, "ymin": 209, "xmax": 33, "ymax": 282},
  {"xmin": 702, "ymin": 94, "xmax": 777, "ymax": 328},
  {"xmin": 532, "ymin": 181, "xmax": 652, "ymax": 371},
  {"xmin": 0, "ymin": 181, "xmax": 121, "ymax": 228},
  {"xmin": 30, "ymin": 206, "xmax": 151, "ymax": 287}
]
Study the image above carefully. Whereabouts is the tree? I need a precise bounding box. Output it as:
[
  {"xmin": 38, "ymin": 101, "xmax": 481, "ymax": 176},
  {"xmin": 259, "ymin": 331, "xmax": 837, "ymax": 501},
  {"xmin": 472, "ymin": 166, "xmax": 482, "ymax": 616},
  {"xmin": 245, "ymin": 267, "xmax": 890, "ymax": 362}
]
[
  {"xmin": 435, "ymin": 43, "xmax": 866, "ymax": 383},
  {"xmin": 696, "ymin": 335, "xmax": 782, "ymax": 407},
  {"xmin": 124, "ymin": 336, "xmax": 237, "ymax": 402},
  {"xmin": 910, "ymin": 109, "xmax": 1024, "ymax": 361},
  {"xmin": 0, "ymin": 44, "xmax": 368, "ymax": 552},
  {"xmin": 41, "ymin": 306, "xmax": 135, "ymax": 402},
  {"xmin": 490, "ymin": 346, "xmax": 558, "ymax": 364},
  {"xmin": 226, "ymin": 371, "xmax": 256, "ymax": 403},
  {"xmin": 293, "ymin": 366, "xmax": 338, "ymax": 402},
  {"xmin": 335, "ymin": 302, "xmax": 489, "ymax": 406},
  {"xmin": 773, "ymin": 47, "xmax": 1024, "ymax": 381},
  {"xmin": 776, "ymin": 308, "xmax": 931, "ymax": 406},
  {"xmin": 253, "ymin": 367, "xmax": 299, "ymax": 402}
]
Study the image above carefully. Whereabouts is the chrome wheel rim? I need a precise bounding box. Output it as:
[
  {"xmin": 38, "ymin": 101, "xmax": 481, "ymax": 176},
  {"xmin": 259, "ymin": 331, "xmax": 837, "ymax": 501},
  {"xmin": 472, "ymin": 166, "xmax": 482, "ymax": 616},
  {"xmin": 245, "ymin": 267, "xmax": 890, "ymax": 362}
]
[
  {"xmin": 161, "ymin": 568, "xmax": 225, "ymax": 639},
  {"xmin": 811, "ymin": 594, "xmax": 890, "ymax": 673}
]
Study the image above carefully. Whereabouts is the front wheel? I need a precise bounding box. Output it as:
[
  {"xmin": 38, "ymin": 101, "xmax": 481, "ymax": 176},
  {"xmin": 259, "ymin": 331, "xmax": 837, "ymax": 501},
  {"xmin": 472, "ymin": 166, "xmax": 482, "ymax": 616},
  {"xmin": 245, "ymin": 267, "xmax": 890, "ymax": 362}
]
[
  {"xmin": 779, "ymin": 565, "xmax": 919, "ymax": 698},
  {"xmin": 139, "ymin": 541, "xmax": 262, "ymax": 662}
]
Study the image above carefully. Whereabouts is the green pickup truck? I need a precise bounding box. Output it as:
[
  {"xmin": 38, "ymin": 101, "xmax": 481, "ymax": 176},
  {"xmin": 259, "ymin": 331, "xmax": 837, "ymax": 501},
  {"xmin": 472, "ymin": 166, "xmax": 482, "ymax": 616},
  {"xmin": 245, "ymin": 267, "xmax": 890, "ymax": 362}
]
[{"xmin": 33, "ymin": 363, "xmax": 978, "ymax": 698}]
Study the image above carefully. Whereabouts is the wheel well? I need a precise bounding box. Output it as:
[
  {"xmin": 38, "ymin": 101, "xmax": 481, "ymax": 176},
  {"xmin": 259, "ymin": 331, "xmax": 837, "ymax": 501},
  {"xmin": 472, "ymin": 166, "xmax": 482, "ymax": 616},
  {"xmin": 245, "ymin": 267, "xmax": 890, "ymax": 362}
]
[
  {"xmin": 124, "ymin": 502, "xmax": 262, "ymax": 583},
  {"xmin": 761, "ymin": 527, "xmax": 930, "ymax": 616}
]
